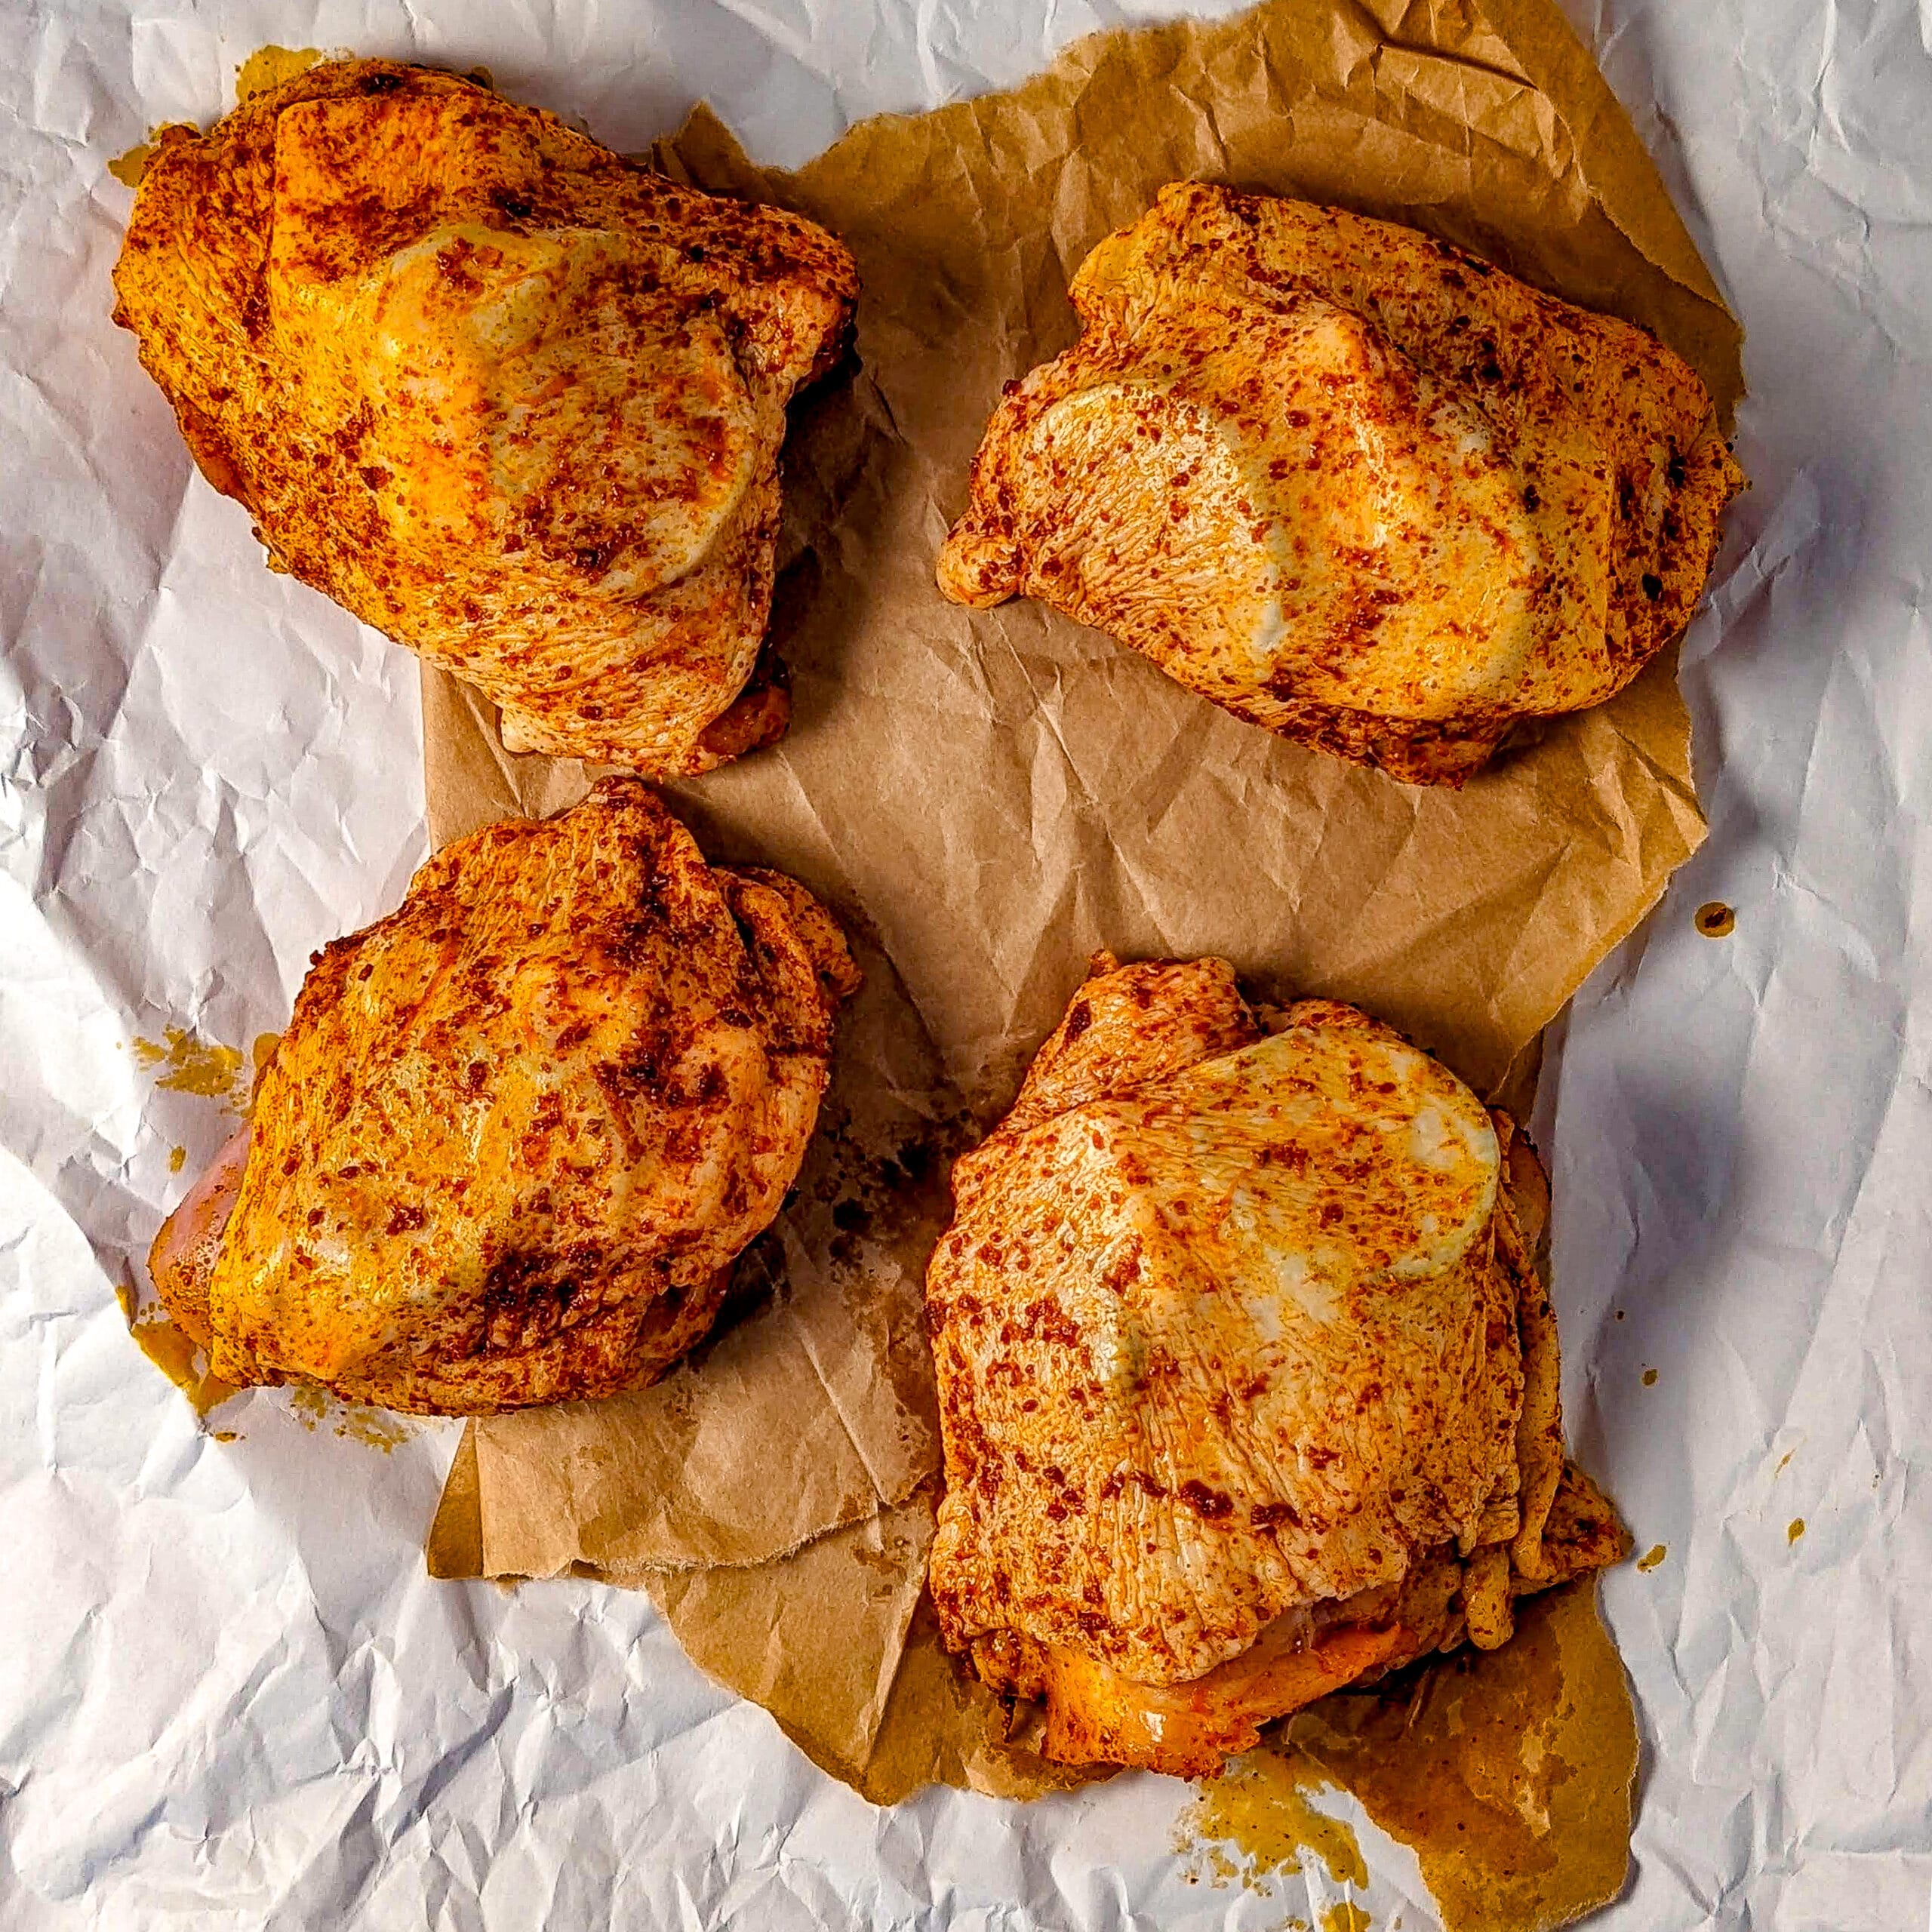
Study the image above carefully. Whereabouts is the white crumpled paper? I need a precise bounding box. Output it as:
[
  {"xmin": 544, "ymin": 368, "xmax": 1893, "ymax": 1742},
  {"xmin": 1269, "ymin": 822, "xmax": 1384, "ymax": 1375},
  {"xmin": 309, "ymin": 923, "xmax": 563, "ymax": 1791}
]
[{"xmin": 2, "ymin": 2, "xmax": 1928, "ymax": 1927}]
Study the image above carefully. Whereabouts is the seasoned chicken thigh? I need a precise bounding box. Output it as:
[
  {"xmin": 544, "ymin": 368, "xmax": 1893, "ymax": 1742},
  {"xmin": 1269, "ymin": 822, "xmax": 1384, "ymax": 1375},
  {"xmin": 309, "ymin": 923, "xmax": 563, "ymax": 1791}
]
[
  {"xmin": 926, "ymin": 955, "xmax": 1626, "ymax": 1776},
  {"xmin": 149, "ymin": 780, "xmax": 858, "ymax": 1414},
  {"xmin": 938, "ymin": 183, "xmax": 1742, "ymax": 785},
  {"xmin": 113, "ymin": 59, "xmax": 857, "ymax": 772}
]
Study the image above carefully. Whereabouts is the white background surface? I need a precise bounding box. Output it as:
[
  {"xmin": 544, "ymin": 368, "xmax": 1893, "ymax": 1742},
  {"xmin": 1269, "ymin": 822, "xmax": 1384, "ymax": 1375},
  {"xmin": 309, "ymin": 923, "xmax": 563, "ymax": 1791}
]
[{"xmin": 3, "ymin": 2, "xmax": 1929, "ymax": 1927}]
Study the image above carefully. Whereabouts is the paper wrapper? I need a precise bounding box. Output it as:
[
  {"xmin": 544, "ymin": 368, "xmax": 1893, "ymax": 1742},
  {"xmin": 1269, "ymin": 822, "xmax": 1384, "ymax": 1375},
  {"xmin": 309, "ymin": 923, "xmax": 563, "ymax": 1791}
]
[{"xmin": 423, "ymin": 0, "xmax": 1740, "ymax": 1897}]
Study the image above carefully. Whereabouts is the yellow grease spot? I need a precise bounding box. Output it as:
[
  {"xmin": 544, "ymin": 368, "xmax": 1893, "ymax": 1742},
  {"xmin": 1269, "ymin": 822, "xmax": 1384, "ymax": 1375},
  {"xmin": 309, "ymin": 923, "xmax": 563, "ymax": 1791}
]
[
  {"xmin": 235, "ymin": 45, "xmax": 321, "ymax": 103},
  {"xmin": 285, "ymin": 1381, "xmax": 411, "ymax": 1451},
  {"xmin": 168, "ymin": 1145, "xmax": 188, "ymax": 1174},
  {"xmin": 1181, "ymin": 1745, "xmax": 1368, "ymax": 1893},
  {"xmin": 252, "ymin": 1032, "xmax": 281, "ymax": 1073},
  {"xmin": 108, "ymin": 142, "xmax": 155, "ymax": 188},
  {"xmin": 337, "ymin": 1407, "xmax": 412, "ymax": 1452},
  {"xmin": 117, "ymin": 1280, "xmax": 238, "ymax": 1417},
  {"xmin": 212, "ymin": 1430, "xmax": 240, "ymax": 1443},
  {"xmin": 131, "ymin": 1319, "xmax": 239, "ymax": 1417},
  {"xmin": 106, "ymin": 124, "xmax": 196, "ymax": 189},
  {"xmin": 1695, "ymin": 901, "xmax": 1736, "ymax": 938},
  {"xmin": 1788, "ymin": 1518, "xmax": 1806, "ymax": 1545},
  {"xmin": 1776, "ymin": 1450, "xmax": 1795, "ymax": 1475},
  {"xmin": 288, "ymin": 1384, "xmax": 330, "ymax": 1430},
  {"xmin": 1641, "ymin": 1368, "xmax": 1658, "ymax": 1387},
  {"xmin": 1637, "ymin": 1544, "xmax": 1667, "ymax": 1573},
  {"xmin": 1323, "ymin": 1906, "xmax": 1372, "ymax": 1932},
  {"xmin": 1281, "ymin": 1584, "xmax": 1638, "ymax": 1932},
  {"xmin": 132, "ymin": 1028, "xmax": 248, "ymax": 1109}
]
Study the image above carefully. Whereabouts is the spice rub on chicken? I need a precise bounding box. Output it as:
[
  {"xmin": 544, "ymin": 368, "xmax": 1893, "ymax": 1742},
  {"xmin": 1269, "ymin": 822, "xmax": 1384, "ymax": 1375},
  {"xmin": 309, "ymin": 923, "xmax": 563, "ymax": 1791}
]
[
  {"xmin": 112, "ymin": 58, "xmax": 857, "ymax": 773},
  {"xmin": 924, "ymin": 955, "xmax": 1628, "ymax": 1777},
  {"xmin": 937, "ymin": 183, "xmax": 1742, "ymax": 786},
  {"xmin": 148, "ymin": 780, "xmax": 859, "ymax": 1415}
]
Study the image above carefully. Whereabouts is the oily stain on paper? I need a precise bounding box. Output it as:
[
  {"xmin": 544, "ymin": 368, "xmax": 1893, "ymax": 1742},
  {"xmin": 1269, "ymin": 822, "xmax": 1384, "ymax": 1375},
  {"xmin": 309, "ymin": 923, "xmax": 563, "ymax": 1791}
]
[
  {"xmin": 131, "ymin": 1027, "xmax": 278, "ymax": 1114},
  {"xmin": 1181, "ymin": 1584, "xmax": 1637, "ymax": 1932},
  {"xmin": 288, "ymin": 1382, "xmax": 415, "ymax": 1452},
  {"xmin": 107, "ymin": 130, "xmax": 190, "ymax": 189},
  {"xmin": 235, "ymin": 45, "xmax": 321, "ymax": 102},
  {"xmin": 1180, "ymin": 1741, "xmax": 1369, "ymax": 1899},
  {"xmin": 131, "ymin": 1028, "xmax": 245, "ymax": 1105},
  {"xmin": 131, "ymin": 1028, "xmax": 248, "ymax": 1109},
  {"xmin": 117, "ymin": 1284, "xmax": 412, "ymax": 1450},
  {"xmin": 115, "ymin": 1278, "xmax": 238, "ymax": 1419}
]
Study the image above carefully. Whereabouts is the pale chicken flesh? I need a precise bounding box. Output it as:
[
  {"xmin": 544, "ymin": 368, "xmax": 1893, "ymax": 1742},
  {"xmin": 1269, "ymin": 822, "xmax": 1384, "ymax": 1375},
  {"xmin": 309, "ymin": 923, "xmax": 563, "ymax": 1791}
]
[
  {"xmin": 938, "ymin": 183, "xmax": 1743, "ymax": 785},
  {"xmin": 925, "ymin": 955, "xmax": 1628, "ymax": 1776},
  {"xmin": 112, "ymin": 59, "xmax": 857, "ymax": 772},
  {"xmin": 149, "ymin": 780, "xmax": 859, "ymax": 1414}
]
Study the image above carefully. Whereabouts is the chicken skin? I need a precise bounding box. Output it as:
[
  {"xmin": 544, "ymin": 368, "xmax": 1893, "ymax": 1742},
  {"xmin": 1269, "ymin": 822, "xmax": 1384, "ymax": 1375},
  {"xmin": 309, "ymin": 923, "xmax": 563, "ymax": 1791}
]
[
  {"xmin": 112, "ymin": 59, "xmax": 857, "ymax": 773},
  {"xmin": 925, "ymin": 955, "xmax": 1627, "ymax": 1777},
  {"xmin": 938, "ymin": 183, "xmax": 1742, "ymax": 786},
  {"xmin": 149, "ymin": 780, "xmax": 858, "ymax": 1414}
]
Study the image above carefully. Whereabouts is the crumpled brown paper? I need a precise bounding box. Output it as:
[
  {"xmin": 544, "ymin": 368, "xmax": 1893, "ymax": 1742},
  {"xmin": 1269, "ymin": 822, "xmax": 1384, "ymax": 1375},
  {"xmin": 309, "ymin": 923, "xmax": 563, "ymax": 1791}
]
[{"xmin": 424, "ymin": 0, "xmax": 1740, "ymax": 1897}]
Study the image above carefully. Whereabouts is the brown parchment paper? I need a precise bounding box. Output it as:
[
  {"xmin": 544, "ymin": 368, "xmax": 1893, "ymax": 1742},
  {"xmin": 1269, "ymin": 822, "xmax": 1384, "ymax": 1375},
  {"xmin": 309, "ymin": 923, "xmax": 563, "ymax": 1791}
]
[
  {"xmin": 464, "ymin": 911, "xmax": 957, "ymax": 1576},
  {"xmin": 423, "ymin": 0, "xmax": 1741, "ymax": 1891}
]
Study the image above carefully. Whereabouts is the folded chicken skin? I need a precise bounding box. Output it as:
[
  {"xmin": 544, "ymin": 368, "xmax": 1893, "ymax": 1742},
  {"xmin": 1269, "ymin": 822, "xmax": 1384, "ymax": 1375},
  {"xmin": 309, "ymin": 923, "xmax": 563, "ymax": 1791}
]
[
  {"xmin": 925, "ymin": 955, "xmax": 1628, "ymax": 1776},
  {"xmin": 113, "ymin": 59, "xmax": 857, "ymax": 772},
  {"xmin": 149, "ymin": 780, "xmax": 859, "ymax": 1414},
  {"xmin": 938, "ymin": 183, "xmax": 1742, "ymax": 785}
]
